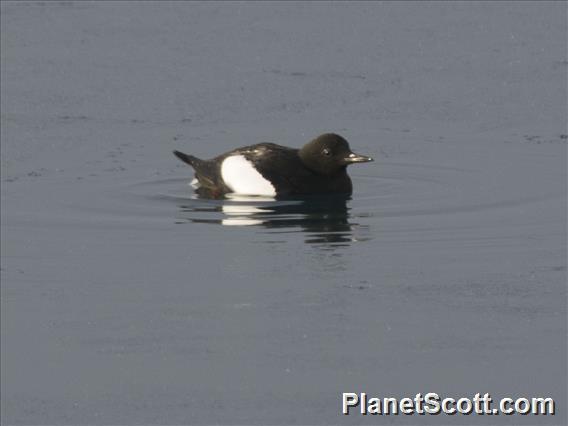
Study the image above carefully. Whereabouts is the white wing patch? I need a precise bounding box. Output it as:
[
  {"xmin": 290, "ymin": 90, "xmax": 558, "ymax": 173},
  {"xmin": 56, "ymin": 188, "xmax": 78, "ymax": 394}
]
[{"xmin": 220, "ymin": 155, "xmax": 276, "ymax": 196}]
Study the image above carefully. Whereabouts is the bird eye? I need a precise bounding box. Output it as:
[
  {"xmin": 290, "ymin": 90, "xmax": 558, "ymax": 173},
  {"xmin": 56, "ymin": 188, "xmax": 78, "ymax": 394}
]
[{"xmin": 322, "ymin": 148, "xmax": 331, "ymax": 156}]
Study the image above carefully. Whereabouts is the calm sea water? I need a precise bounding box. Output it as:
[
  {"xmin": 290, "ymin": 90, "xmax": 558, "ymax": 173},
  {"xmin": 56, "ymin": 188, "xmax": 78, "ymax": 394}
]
[{"xmin": 2, "ymin": 2, "xmax": 566, "ymax": 424}]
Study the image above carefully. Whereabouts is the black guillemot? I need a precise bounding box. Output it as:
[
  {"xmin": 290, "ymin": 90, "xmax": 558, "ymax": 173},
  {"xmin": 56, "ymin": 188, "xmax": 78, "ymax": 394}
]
[{"xmin": 173, "ymin": 133, "xmax": 373, "ymax": 197}]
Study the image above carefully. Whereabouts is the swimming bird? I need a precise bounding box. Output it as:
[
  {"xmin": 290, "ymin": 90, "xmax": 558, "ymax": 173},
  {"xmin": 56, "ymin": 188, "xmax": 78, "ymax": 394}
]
[{"xmin": 173, "ymin": 133, "xmax": 373, "ymax": 197}]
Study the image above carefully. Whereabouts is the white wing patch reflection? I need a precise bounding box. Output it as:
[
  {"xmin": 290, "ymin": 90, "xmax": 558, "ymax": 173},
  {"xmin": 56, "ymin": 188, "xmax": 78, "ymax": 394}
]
[{"xmin": 220, "ymin": 194, "xmax": 276, "ymax": 226}]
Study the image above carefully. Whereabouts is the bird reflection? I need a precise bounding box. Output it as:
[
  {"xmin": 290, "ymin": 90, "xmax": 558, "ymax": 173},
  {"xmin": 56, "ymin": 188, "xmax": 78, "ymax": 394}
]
[{"xmin": 176, "ymin": 190, "xmax": 357, "ymax": 246}]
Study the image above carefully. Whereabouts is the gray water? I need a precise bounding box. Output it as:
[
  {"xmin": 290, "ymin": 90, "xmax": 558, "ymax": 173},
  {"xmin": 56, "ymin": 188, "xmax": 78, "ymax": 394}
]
[{"xmin": 1, "ymin": 2, "xmax": 566, "ymax": 425}]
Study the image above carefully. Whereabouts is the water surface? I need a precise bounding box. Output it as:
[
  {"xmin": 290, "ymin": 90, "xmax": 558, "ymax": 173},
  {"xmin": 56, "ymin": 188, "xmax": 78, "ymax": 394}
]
[{"xmin": 1, "ymin": 2, "xmax": 566, "ymax": 424}]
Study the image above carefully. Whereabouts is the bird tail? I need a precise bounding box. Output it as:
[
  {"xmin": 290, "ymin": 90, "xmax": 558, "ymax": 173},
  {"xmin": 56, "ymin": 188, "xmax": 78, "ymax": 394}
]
[
  {"xmin": 173, "ymin": 150, "xmax": 218, "ymax": 188},
  {"xmin": 173, "ymin": 150, "xmax": 203, "ymax": 169}
]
